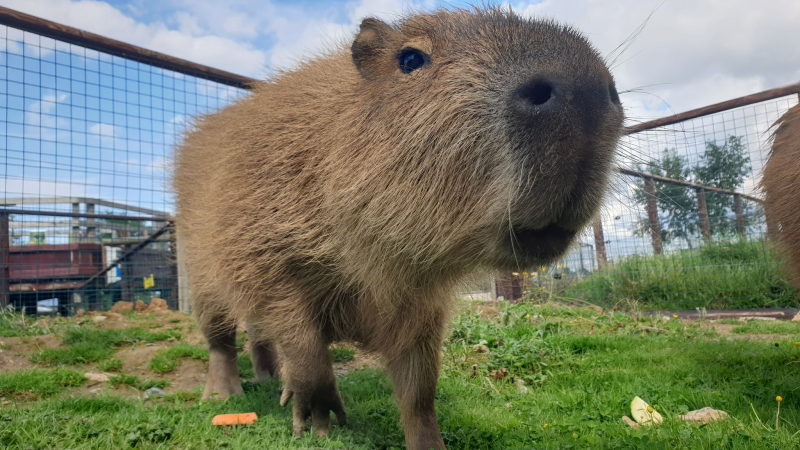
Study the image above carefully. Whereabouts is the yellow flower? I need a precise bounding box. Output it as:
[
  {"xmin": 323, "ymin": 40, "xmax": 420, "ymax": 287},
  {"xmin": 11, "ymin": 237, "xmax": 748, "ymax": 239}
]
[
  {"xmin": 673, "ymin": 314, "xmax": 678, "ymax": 318},
  {"xmin": 523, "ymin": 272, "xmax": 529, "ymax": 276},
  {"xmin": 561, "ymin": 273, "xmax": 565, "ymax": 277},
  {"xmin": 794, "ymin": 342, "xmax": 800, "ymax": 346},
  {"xmin": 647, "ymin": 405, "xmax": 654, "ymax": 413},
  {"xmin": 543, "ymin": 423, "xmax": 548, "ymax": 429},
  {"xmin": 532, "ymin": 273, "xmax": 538, "ymax": 277},
  {"xmin": 777, "ymin": 396, "xmax": 783, "ymax": 402},
  {"xmin": 512, "ymin": 272, "xmax": 519, "ymax": 276},
  {"xmin": 526, "ymin": 314, "xmax": 531, "ymax": 319},
  {"xmin": 542, "ymin": 267, "xmax": 547, "ymax": 272},
  {"xmin": 572, "ymin": 433, "xmax": 578, "ymax": 439}
]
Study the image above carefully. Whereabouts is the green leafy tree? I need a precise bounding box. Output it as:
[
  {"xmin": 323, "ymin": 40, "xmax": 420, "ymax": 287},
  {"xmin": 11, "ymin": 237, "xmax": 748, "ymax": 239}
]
[
  {"xmin": 633, "ymin": 135, "xmax": 751, "ymax": 246},
  {"xmin": 692, "ymin": 136, "xmax": 751, "ymax": 235},
  {"xmin": 633, "ymin": 148, "xmax": 697, "ymax": 247}
]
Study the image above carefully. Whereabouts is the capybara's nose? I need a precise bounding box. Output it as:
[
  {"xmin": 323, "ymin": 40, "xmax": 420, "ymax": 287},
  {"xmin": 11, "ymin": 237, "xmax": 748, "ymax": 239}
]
[{"xmin": 510, "ymin": 76, "xmax": 618, "ymax": 129}]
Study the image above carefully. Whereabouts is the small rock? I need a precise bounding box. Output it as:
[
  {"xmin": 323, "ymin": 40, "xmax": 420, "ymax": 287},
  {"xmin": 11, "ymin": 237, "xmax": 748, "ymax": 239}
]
[
  {"xmin": 622, "ymin": 416, "xmax": 640, "ymax": 428},
  {"xmin": 135, "ymin": 300, "xmax": 148, "ymax": 312},
  {"xmin": 84, "ymin": 372, "xmax": 110, "ymax": 382},
  {"xmin": 146, "ymin": 298, "xmax": 169, "ymax": 312},
  {"xmin": 92, "ymin": 316, "xmax": 108, "ymax": 323},
  {"xmin": 472, "ymin": 344, "xmax": 490, "ymax": 354},
  {"xmin": 678, "ymin": 407, "xmax": 729, "ymax": 423},
  {"xmin": 505, "ymin": 402, "xmax": 513, "ymax": 408},
  {"xmin": 88, "ymin": 388, "xmax": 100, "ymax": 395},
  {"xmin": 146, "ymin": 343, "xmax": 154, "ymax": 347},
  {"xmin": 110, "ymin": 301, "xmax": 134, "ymax": 313},
  {"xmin": 515, "ymin": 379, "xmax": 528, "ymax": 394},
  {"xmin": 144, "ymin": 387, "xmax": 166, "ymax": 399},
  {"xmin": 792, "ymin": 312, "xmax": 800, "ymax": 322},
  {"xmin": 334, "ymin": 368, "xmax": 349, "ymax": 377}
]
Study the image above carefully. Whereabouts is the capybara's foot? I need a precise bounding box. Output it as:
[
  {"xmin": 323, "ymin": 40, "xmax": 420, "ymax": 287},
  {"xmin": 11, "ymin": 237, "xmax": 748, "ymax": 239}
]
[
  {"xmin": 202, "ymin": 372, "xmax": 243, "ymax": 400},
  {"xmin": 202, "ymin": 337, "xmax": 243, "ymax": 400},
  {"xmin": 280, "ymin": 379, "xmax": 346, "ymax": 437}
]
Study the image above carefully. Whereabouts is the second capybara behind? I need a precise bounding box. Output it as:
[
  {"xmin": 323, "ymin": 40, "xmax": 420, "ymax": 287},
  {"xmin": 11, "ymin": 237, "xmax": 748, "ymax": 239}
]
[
  {"xmin": 763, "ymin": 103, "xmax": 800, "ymax": 288},
  {"xmin": 174, "ymin": 7, "xmax": 624, "ymax": 450}
]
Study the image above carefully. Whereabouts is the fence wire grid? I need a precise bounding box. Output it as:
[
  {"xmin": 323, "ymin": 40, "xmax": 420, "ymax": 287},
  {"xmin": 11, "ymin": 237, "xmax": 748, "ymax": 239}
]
[
  {"xmin": 0, "ymin": 20, "xmax": 247, "ymax": 315},
  {"xmin": 1, "ymin": 11, "xmax": 799, "ymax": 315}
]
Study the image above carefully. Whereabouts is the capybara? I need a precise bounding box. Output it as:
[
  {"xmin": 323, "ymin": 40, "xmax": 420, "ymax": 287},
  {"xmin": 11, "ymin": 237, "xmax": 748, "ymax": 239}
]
[
  {"xmin": 763, "ymin": 103, "xmax": 800, "ymax": 287},
  {"xmin": 174, "ymin": 7, "xmax": 623, "ymax": 449}
]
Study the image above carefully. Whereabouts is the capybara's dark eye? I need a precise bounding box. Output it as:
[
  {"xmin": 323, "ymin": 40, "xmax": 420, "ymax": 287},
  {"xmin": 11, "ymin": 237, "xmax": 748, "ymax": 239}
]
[{"xmin": 398, "ymin": 48, "xmax": 430, "ymax": 74}]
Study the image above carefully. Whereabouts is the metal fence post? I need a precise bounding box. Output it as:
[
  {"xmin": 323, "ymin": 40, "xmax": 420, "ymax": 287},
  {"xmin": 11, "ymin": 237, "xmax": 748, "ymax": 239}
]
[
  {"xmin": 592, "ymin": 219, "xmax": 607, "ymax": 269},
  {"xmin": 696, "ymin": 188, "xmax": 711, "ymax": 241},
  {"xmin": 644, "ymin": 177, "xmax": 663, "ymax": 255},
  {"xmin": 0, "ymin": 213, "xmax": 9, "ymax": 309}
]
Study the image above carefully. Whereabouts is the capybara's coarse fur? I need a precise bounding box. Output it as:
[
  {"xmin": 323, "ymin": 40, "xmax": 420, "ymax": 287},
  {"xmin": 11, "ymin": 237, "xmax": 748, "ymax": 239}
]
[
  {"xmin": 174, "ymin": 7, "xmax": 623, "ymax": 449},
  {"xmin": 763, "ymin": 103, "xmax": 800, "ymax": 288}
]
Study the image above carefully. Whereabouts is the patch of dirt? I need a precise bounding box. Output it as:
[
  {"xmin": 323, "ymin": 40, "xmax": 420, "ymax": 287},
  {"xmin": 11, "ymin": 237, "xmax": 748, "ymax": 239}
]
[
  {"xmin": 333, "ymin": 349, "xmax": 383, "ymax": 377},
  {"xmin": 709, "ymin": 323, "xmax": 795, "ymax": 341},
  {"xmin": 0, "ymin": 334, "xmax": 61, "ymax": 373}
]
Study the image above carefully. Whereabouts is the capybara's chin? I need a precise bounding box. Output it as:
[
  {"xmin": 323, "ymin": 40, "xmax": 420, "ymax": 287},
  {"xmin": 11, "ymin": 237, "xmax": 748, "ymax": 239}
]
[{"xmin": 503, "ymin": 224, "xmax": 578, "ymax": 266}]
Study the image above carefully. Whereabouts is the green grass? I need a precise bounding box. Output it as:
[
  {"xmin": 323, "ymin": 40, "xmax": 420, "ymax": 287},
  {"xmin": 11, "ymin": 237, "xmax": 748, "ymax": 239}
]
[
  {"xmin": 108, "ymin": 374, "xmax": 171, "ymax": 391},
  {"xmin": 31, "ymin": 326, "xmax": 182, "ymax": 366},
  {"xmin": 731, "ymin": 320, "xmax": 800, "ymax": 335},
  {"xmin": 149, "ymin": 344, "xmax": 209, "ymax": 374},
  {"xmin": 568, "ymin": 239, "xmax": 799, "ymax": 310},
  {"xmin": 97, "ymin": 358, "xmax": 123, "ymax": 372},
  {"xmin": 0, "ymin": 369, "xmax": 84, "ymax": 399},
  {"xmin": 3, "ymin": 302, "xmax": 800, "ymax": 448},
  {"xmin": 0, "ymin": 308, "xmax": 52, "ymax": 337},
  {"xmin": 329, "ymin": 344, "xmax": 356, "ymax": 363}
]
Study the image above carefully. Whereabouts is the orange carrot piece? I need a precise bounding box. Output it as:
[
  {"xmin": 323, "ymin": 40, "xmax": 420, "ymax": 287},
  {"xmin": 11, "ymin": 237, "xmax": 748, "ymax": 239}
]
[{"xmin": 211, "ymin": 413, "xmax": 258, "ymax": 426}]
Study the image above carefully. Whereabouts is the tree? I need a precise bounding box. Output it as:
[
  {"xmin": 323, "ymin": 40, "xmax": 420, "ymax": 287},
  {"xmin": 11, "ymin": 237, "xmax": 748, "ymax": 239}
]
[
  {"xmin": 632, "ymin": 135, "xmax": 751, "ymax": 246},
  {"xmin": 633, "ymin": 148, "xmax": 697, "ymax": 247},
  {"xmin": 692, "ymin": 136, "xmax": 751, "ymax": 236}
]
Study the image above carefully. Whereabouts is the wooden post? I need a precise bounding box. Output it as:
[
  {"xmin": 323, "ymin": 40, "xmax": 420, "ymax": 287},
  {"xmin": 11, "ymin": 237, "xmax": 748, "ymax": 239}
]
[
  {"xmin": 644, "ymin": 177, "xmax": 663, "ymax": 255},
  {"xmin": 592, "ymin": 219, "xmax": 607, "ymax": 269},
  {"xmin": 734, "ymin": 194, "xmax": 745, "ymax": 236},
  {"xmin": 86, "ymin": 203, "xmax": 96, "ymax": 240},
  {"xmin": 71, "ymin": 202, "xmax": 80, "ymax": 243},
  {"xmin": 0, "ymin": 213, "xmax": 9, "ymax": 309},
  {"xmin": 697, "ymin": 188, "xmax": 711, "ymax": 241}
]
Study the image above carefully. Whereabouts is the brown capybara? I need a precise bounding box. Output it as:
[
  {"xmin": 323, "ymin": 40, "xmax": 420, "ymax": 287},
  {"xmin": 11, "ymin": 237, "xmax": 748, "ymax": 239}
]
[
  {"xmin": 174, "ymin": 7, "xmax": 623, "ymax": 449},
  {"xmin": 763, "ymin": 103, "xmax": 800, "ymax": 287}
]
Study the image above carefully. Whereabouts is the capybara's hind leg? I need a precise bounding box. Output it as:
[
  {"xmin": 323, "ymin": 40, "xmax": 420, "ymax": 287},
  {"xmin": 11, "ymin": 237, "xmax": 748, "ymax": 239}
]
[
  {"xmin": 279, "ymin": 329, "xmax": 346, "ymax": 437},
  {"xmin": 200, "ymin": 317, "xmax": 243, "ymax": 400},
  {"xmin": 246, "ymin": 323, "xmax": 281, "ymax": 381}
]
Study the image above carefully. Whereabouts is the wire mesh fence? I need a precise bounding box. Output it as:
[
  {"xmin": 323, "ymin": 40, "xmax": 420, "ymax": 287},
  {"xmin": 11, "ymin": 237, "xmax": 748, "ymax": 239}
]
[
  {"xmin": 0, "ymin": 11, "xmax": 248, "ymax": 315},
  {"xmin": 1, "ymin": 9, "xmax": 798, "ymax": 315}
]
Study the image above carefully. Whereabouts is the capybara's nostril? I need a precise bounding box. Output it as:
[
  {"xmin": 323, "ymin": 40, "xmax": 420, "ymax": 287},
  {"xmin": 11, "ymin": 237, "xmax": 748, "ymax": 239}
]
[
  {"xmin": 518, "ymin": 80, "xmax": 553, "ymax": 106},
  {"xmin": 609, "ymin": 84, "xmax": 620, "ymax": 104}
]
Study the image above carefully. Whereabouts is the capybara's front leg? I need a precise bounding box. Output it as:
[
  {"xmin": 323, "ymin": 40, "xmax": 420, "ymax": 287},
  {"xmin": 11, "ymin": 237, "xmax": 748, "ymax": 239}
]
[
  {"xmin": 387, "ymin": 336, "xmax": 446, "ymax": 450},
  {"xmin": 201, "ymin": 324, "xmax": 243, "ymax": 400},
  {"xmin": 279, "ymin": 332, "xmax": 346, "ymax": 437}
]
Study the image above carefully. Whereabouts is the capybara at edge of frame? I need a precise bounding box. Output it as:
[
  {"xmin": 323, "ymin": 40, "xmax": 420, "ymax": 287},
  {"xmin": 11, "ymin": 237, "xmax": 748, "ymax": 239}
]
[
  {"xmin": 173, "ymin": 7, "xmax": 624, "ymax": 450},
  {"xmin": 763, "ymin": 103, "xmax": 800, "ymax": 288}
]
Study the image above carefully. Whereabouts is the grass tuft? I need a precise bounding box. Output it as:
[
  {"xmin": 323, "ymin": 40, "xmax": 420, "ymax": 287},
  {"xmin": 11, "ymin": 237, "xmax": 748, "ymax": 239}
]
[
  {"xmin": 148, "ymin": 344, "xmax": 208, "ymax": 374},
  {"xmin": 108, "ymin": 374, "xmax": 170, "ymax": 391},
  {"xmin": 329, "ymin": 344, "xmax": 356, "ymax": 362},
  {"xmin": 0, "ymin": 369, "xmax": 84, "ymax": 398}
]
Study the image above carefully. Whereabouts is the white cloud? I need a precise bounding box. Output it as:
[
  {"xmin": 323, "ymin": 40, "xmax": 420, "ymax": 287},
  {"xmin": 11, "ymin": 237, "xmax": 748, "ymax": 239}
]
[
  {"xmin": 89, "ymin": 123, "xmax": 115, "ymax": 136},
  {"xmin": 0, "ymin": 0, "xmax": 268, "ymax": 77}
]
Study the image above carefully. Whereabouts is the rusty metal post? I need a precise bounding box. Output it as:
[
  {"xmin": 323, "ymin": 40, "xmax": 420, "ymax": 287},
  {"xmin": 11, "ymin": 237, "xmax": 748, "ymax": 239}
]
[
  {"xmin": 644, "ymin": 177, "xmax": 662, "ymax": 255},
  {"xmin": 0, "ymin": 213, "xmax": 9, "ymax": 309},
  {"xmin": 696, "ymin": 188, "xmax": 711, "ymax": 242},
  {"xmin": 592, "ymin": 219, "xmax": 607, "ymax": 269},
  {"xmin": 734, "ymin": 194, "xmax": 745, "ymax": 236}
]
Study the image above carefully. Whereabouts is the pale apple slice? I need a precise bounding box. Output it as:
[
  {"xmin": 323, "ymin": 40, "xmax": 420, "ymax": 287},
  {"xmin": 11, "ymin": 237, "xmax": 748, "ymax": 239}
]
[{"xmin": 631, "ymin": 396, "xmax": 663, "ymax": 425}]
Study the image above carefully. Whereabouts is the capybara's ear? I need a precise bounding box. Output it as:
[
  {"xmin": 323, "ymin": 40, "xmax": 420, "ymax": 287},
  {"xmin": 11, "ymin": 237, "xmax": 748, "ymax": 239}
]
[{"xmin": 351, "ymin": 18, "xmax": 394, "ymax": 78}]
